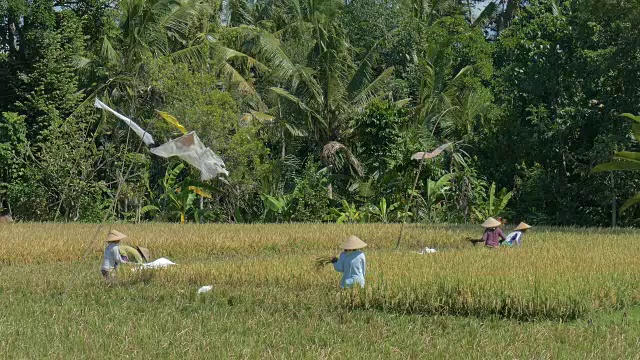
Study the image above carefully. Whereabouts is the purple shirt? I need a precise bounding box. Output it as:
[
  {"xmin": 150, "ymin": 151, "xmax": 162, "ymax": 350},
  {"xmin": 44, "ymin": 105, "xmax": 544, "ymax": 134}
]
[{"xmin": 482, "ymin": 228, "xmax": 506, "ymax": 247}]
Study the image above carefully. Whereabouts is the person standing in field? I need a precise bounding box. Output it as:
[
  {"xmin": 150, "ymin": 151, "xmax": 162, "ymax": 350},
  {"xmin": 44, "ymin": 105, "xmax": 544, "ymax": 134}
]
[
  {"xmin": 101, "ymin": 230, "xmax": 127, "ymax": 279},
  {"xmin": 481, "ymin": 217, "xmax": 506, "ymax": 249},
  {"xmin": 331, "ymin": 235, "xmax": 367, "ymax": 288},
  {"xmin": 502, "ymin": 222, "xmax": 532, "ymax": 247}
]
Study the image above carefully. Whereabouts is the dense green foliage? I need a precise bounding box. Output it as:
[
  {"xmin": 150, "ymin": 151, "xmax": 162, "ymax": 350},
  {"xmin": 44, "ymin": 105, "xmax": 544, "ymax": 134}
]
[{"xmin": 1, "ymin": 0, "xmax": 640, "ymax": 225}]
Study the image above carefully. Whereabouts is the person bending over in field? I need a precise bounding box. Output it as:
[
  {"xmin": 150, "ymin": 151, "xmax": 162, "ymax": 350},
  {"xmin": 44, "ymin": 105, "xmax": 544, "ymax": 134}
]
[
  {"xmin": 502, "ymin": 222, "xmax": 531, "ymax": 247},
  {"xmin": 330, "ymin": 235, "xmax": 367, "ymax": 288},
  {"xmin": 480, "ymin": 217, "xmax": 506, "ymax": 249},
  {"xmin": 119, "ymin": 244, "xmax": 151, "ymax": 265},
  {"xmin": 466, "ymin": 217, "xmax": 506, "ymax": 247},
  {"xmin": 101, "ymin": 230, "xmax": 128, "ymax": 279}
]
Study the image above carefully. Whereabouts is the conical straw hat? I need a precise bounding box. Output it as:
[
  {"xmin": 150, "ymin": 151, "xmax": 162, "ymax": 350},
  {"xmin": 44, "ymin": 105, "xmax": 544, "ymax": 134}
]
[
  {"xmin": 481, "ymin": 217, "xmax": 502, "ymax": 228},
  {"xmin": 514, "ymin": 222, "xmax": 531, "ymax": 231},
  {"xmin": 136, "ymin": 246, "xmax": 151, "ymax": 262},
  {"xmin": 341, "ymin": 235, "xmax": 367, "ymax": 250},
  {"xmin": 105, "ymin": 230, "xmax": 127, "ymax": 242}
]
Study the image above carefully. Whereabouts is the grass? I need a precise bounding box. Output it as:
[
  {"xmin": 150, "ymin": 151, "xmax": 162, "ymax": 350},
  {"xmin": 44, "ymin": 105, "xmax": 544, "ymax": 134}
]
[{"xmin": 2, "ymin": 223, "xmax": 640, "ymax": 358}]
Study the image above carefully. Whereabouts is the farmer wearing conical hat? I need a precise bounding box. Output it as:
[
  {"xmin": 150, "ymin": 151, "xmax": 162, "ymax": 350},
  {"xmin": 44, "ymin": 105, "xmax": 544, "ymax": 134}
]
[
  {"xmin": 330, "ymin": 235, "xmax": 367, "ymax": 288},
  {"xmin": 481, "ymin": 217, "xmax": 506, "ymax": 249},
  {"xmin": 101, "ymin": 230, "xmax": 127, "ymax": 279},
  {"xmin": 502, "ymin": 222, "xmax": 532, "ymax": 247}
]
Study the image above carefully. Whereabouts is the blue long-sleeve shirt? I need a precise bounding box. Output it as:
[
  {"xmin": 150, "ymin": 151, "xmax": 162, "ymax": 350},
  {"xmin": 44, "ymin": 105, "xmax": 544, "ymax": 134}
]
[{"xmin": 333, "ymin": 251, "xmax": 366, "ymax": 288}]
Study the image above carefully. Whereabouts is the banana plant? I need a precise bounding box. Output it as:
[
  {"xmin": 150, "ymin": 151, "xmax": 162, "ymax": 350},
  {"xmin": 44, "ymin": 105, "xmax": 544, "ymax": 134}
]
[
  {"xmin": 472, "ymin": 182, "xmax": 513, "ymax": 222},
  {"xmin": 260, "ymin": 193, "xmax": 289, "ymax": 222},
  {"xmin": 150, "ymin": 163, "xmax": 215, "ymax": 223},
  {"xmin": 417, "ymin": 173, "xmax": 454, "ymax": 221},
  {"xmin": 593, "ymin": 113, "xmax": 640, "ymax": 212},
  {"xmin": 325, "ymin": 200, "xmax": 363, "ymax": 224},
  {"xmin": 259, "ymin": 180, "xmax": 305, "ymax": 222},
  {"xmin": 365, "ymin": 198, "xmax": 401, "ymax": 223}
]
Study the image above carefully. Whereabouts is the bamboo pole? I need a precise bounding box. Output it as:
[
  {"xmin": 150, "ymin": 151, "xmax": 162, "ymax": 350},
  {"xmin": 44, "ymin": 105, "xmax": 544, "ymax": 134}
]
[
  {"xmin": 395, "ymin": 155, "xmax": 426, "ymax": 249},
  {"xmin": 395, "ymin": 143, "xmax": 451, "ymax": 249}
]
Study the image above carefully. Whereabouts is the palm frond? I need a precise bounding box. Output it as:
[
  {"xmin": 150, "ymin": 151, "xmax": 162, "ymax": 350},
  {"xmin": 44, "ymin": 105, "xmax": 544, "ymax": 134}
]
[
  {"xmin": 346, "ymin": 41, "xmax": 379, "ymax": 97},
  {"xmin": 167, "ymin": 42, "xmax": 210, "ymax": 68},
  {"xmin": 351, "ymin": 66, "xmax": 394, "ymax": 110},
  {"xmin": 241, "ymin": 25, "xmax": 296, "ymax": 79},
  {"xmin": 284, "ymin": 122, "xmax": 308, "ymax": 137},
  {"xmin": 101, "ymin": 36, "xmax": 119, "ymax": 63},
  {"xmin": 221, "ymin": 62, "xmax": 260, "ymax": 97},
  {"xmin": 269, "ymin": 87, "xmax": 325, "ymax": 126}
]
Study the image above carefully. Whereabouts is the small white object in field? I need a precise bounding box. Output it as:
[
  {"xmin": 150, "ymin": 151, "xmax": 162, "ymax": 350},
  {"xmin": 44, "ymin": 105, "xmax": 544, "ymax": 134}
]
[
  {"xmin": 144, "ymin": 257, "xmax": 176, "ymax": 268},
  {"xmin": 0, "ymin": 215, "xmax": 13, "ymax": 223},
  {"xmin": 197, "ymin": 285, "xmax": 213, "ymax": 294},
  {"xmin": 417, "ymin": 247, "xmax": 437, "ymax": 254},
  {"xmin": 133, "ymin": 257, "xmax": 177, "ymax": 271}
]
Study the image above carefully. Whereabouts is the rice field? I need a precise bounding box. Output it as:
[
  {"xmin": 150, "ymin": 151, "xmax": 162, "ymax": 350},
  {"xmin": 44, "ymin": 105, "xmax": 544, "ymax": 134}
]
[{"xmin": 2, "ymin": 223, "xmax": 640, "ymax": 358}]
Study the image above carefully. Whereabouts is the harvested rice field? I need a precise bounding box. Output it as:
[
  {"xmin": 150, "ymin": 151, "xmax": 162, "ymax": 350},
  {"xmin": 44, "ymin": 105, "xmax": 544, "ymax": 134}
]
[{"xmin": 2, "ymin": 223, "xmax": 640, "ymax": 358}]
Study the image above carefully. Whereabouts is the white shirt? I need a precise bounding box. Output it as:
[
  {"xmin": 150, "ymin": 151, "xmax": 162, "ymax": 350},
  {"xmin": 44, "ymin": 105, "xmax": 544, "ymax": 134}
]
[
  {"xmin": 504, "ymin": 231, "xmax": 523, "ymax": 246},
  {"xmin": 101, "ymin": 243, "xmax": 124, "ymax": 271}
]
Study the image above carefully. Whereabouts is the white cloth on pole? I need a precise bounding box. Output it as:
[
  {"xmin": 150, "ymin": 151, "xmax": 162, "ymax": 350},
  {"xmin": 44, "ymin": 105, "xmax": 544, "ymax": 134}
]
[
  {"xmin": 95, "ymin": 98, "xmax": 228, "ymax": 180},
  {"xmin": 150, "ymin": 131, "xmax": 229, "ymax": 180},
  {"xmin": 94, "ymin": 98, "xmax": 155, "ymax": 145}
]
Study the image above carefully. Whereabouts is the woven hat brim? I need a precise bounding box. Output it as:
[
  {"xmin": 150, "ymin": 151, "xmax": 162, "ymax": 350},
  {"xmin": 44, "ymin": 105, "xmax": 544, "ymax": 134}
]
[
  {"xmin": 105, "ymin": 231, "xmax": 127, "ymax": 242},
  {"xmin": 481, "ymin": 218, "xmax": 502, "ymax": 228},
  {"xmin": 341, "ymin": 236, "xmax": 367, "ymax": 250}
]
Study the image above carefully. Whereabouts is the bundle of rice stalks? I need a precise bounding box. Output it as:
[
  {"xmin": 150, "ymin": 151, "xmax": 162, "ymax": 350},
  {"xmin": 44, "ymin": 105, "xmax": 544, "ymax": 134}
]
[
  {"xmin": 314, "ymin": 255, "xmax": 335, "ymax": 270},
  {"xmin": 465, "ymin": 236, "xmax": 483, "ymax": 246}
]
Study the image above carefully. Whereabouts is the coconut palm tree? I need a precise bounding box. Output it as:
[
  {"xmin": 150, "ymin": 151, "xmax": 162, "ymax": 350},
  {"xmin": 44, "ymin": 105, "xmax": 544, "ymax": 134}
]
[
  {"xmin": 404, "ymin": 0, "xmax": 461, "ymax": 24},
  {"xmin": 413, "ymin": 47, "xmax": 473, "ymax": 137},
  {"xmin": 264, "ymin": 0, "xmax": 392, "ymax": 183},
  {"xmin": 89, "ymin": 0, "xmax": 293, "ymax": 113}
]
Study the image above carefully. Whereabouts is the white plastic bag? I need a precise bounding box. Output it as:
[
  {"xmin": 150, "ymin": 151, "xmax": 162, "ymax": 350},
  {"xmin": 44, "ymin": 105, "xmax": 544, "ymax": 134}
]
[{"xmin": 150, "ymin": 132, "xmax": 229, "ymax": 180}]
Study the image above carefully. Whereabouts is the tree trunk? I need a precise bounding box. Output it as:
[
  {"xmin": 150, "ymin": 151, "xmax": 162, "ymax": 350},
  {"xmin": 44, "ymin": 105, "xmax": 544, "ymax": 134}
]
[
  {"xmin": 611, "ymin": 173, "xmax": 617, "ymax": 227},
  {"xmin": 281, "ymin": 132, "xmax": 286, "ymax": 160}
]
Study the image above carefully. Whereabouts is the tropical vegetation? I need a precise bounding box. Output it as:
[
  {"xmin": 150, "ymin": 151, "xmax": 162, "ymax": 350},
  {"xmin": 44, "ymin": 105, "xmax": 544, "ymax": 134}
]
[{"xmin": 2, "ymin": 0, "xmax": 640, "ymax": 226}]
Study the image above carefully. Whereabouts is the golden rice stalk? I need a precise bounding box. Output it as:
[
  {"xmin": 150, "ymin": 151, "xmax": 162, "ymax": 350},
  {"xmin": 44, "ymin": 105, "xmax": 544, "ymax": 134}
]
[{"xmin": 314, "ymin": 255, "xmax": 334, "ymax": 270}]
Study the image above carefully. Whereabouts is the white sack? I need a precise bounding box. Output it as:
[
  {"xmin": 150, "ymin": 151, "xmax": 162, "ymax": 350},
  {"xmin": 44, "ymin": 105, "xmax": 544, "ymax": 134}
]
[
  {"xmin": 416, "ymin": 247, "xmax": 437, "ymax": 254},
  {"xmin": 197, "ymin": 285, "xmax": 213, "ymax": 294},
  {"xmin": 133, "ymin": 257, "xmax": 177, "ymax": 270}
]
